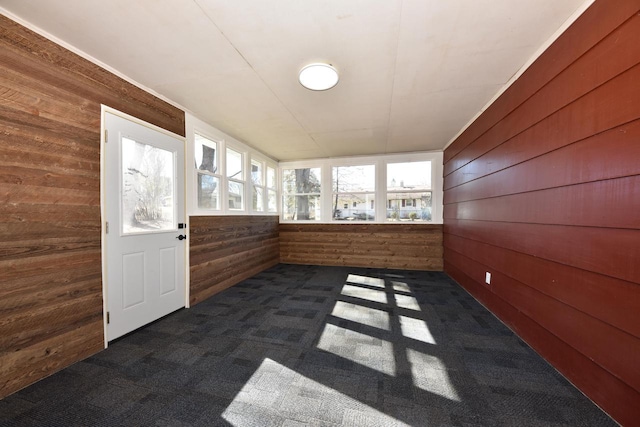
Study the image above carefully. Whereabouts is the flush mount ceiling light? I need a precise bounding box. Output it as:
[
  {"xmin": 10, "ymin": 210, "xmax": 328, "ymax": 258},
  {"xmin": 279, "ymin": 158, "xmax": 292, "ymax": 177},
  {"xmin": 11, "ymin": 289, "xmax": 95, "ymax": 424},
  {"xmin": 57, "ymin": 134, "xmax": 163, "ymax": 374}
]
[{"xmin": 299, "ymin": 63, "xmax": 339, "ymax": 91}]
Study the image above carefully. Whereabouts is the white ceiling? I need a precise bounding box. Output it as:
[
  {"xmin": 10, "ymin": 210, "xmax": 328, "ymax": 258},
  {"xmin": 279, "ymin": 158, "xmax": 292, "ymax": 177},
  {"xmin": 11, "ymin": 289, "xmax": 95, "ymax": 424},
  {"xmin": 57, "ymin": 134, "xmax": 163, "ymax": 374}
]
[{"xmin": 0, "ymin": 0, "xmax": 589, "ymax": 161}]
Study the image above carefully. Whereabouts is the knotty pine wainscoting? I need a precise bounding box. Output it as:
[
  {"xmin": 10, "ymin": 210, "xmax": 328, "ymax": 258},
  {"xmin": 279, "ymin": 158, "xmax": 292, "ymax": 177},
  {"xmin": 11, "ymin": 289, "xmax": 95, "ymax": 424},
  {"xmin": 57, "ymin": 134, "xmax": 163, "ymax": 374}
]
[
  {"xmin": 443, "ymin": 1, "xmax": 640, "ymax": 425},
  {"xmin": 280, "ymin": 223, "xmax": 443, "ymax": 271},
  {"xmin": 189, "ymin": 216, "xmax": 280, "ymax": 305},
  {"xmin": 0, "ymin": 15, "xmax": 185, "ymax": 398}
]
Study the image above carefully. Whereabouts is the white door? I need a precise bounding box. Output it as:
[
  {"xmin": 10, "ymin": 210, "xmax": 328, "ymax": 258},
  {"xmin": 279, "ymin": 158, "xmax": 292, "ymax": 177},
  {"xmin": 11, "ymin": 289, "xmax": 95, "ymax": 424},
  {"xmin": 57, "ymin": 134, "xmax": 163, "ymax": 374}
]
[{"xmin": 104, "ymin": 111, "xmax": 186, "ymax": 341}]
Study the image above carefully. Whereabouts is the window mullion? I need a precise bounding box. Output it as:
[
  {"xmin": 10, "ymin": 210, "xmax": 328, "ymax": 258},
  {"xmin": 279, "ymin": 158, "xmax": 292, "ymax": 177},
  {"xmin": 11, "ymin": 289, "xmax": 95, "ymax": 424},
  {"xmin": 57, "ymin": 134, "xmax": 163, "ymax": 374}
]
[
  {"xmin": 376, "ymin": 158, "xmax": 386, "ymax": 223},
  {"xmin": 321, "ymin": 162, "xmax": 332, "ymax": 221}
]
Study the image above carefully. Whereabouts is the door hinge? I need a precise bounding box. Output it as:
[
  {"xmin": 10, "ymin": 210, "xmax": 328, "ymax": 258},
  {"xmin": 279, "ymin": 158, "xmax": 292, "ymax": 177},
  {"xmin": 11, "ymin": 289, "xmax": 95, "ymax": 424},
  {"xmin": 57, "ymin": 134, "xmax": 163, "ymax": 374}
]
[
  {"xmin": 107, "ymin": 312, "xmax": 110, "ymax": 324},
  {"xmin": 104, "ymin": 129, "xmax": 108, "ymax": 143},
  {"xmin": 105, "ymin": 221, "xmax": 109, "ymax": 234}
]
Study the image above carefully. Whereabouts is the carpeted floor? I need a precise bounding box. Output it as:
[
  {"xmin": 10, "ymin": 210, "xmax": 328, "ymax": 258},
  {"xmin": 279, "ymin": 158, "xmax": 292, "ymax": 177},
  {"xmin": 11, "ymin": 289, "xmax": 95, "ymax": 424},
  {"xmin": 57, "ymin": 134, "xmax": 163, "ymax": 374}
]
[{"xmin": 0, "ymin": 264, "xmax": 615, "ymax": 426}]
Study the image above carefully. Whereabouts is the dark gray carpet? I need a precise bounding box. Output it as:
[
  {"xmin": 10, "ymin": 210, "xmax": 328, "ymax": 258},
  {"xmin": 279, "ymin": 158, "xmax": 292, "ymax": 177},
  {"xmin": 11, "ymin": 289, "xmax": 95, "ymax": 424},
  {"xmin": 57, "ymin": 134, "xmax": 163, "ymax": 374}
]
[{"xmin": 0, "ymin": 264, "xmax": 615, "ymax": 426}]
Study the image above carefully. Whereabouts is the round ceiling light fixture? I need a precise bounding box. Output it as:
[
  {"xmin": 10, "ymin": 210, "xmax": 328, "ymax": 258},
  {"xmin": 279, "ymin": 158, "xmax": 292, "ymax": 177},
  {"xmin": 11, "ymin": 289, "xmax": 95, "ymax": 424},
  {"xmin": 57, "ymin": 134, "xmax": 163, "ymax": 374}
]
[{"xmin": 299, "ymin": 63, "xmax": 339, "ymax": 91}]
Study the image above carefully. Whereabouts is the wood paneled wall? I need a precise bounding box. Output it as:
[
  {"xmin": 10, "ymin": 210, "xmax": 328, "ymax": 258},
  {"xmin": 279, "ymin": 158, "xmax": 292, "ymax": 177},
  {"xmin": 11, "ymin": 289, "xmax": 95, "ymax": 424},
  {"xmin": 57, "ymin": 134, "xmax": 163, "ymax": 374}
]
[
  {"xmin": 189, "ymin": 216, "xmax": 279, "ymax": 305},
  {"xmin": 0, "ymin": 16, "xmax": 184, "ymax": 398},
  {"xmin": 280, "ymin": 224, "xmax": 443, "ymax": 271},
  {"xmin": 442, "ymin": 1, "xmax": 640, "ymax": 425}
]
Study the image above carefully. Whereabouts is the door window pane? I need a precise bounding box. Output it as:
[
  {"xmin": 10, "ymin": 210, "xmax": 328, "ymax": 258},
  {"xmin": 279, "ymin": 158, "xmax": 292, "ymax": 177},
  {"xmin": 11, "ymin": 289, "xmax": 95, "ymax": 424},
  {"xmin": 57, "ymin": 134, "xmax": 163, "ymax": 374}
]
[{"xmin": 122, "ymin": 137, "xmax": 174, "ymax": 233}]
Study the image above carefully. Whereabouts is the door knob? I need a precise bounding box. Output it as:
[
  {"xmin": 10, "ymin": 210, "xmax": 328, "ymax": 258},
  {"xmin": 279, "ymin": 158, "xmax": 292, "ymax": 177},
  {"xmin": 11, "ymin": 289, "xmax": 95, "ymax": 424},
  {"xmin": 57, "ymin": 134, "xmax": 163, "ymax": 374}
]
[{"xmin": 176, "ymin": 235, "xmax": 187, "ymax": 240}]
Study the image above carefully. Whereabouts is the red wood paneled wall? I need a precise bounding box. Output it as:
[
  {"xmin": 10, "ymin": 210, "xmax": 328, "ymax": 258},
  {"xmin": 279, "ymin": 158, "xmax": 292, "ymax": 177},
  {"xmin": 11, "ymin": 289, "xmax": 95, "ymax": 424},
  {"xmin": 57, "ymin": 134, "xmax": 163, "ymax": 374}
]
[
  {"xmin": 0, "ymin": 15, "xmax": 184, "ymax": 398},
  {"xmin": 443, "ymin": 1, "xmax": 640, "ymax": 425}
]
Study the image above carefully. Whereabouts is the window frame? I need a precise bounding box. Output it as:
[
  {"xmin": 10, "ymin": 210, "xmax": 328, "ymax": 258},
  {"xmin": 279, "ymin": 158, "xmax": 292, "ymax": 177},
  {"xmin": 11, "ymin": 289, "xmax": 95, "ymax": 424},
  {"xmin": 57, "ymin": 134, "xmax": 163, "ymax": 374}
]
[
  {"xmin": 250, "ymin": 158, "xmax": 265, "ymax": 213},
  {"xmin": 279, "ymin": 151, "xmax": 443, "ymax": 224},
  {"xmin": 266, "ymin": 165, "xmax": 278, "ymax": 213},
  {"xmin": 281, "ymin": 163, "xmax": 323, "ymax": 222},
  {"xmin": 225, "ymin": 145, "xmax": 245, "ymax": 211},
  {"xmin": 187, "ymin": 114, "xmax": 279, "ymax": 217},
  {"xmin": 385, "ymin": 158, "xmax": 433, "ymax": 222},
  {"xmin": 193, "ymin": 132, "xmax": 221, "ymax": 211},
  {"xmin": 331, "ymin": 163, "xmax": 376, "ymax": 222}
]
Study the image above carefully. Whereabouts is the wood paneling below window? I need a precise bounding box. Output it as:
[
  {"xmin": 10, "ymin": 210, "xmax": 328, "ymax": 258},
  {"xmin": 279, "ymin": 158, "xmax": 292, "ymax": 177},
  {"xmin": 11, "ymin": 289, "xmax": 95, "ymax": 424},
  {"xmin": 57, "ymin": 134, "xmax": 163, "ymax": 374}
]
[
  {"xmin": 189, "ymin": 216, "xmax": 279, "ymax": 305},
  {"xmin": 280, "ymin": 223, "xmax": 443, "ymax": 271}
]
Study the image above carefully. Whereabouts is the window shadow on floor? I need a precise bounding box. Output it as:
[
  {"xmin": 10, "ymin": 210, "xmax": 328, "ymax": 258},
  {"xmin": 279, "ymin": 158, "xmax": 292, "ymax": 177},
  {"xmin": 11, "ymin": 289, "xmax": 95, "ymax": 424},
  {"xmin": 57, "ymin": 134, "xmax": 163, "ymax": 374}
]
[{"xmin": 0, "ymin": 264, "xmax": 616, "ymax": 426}]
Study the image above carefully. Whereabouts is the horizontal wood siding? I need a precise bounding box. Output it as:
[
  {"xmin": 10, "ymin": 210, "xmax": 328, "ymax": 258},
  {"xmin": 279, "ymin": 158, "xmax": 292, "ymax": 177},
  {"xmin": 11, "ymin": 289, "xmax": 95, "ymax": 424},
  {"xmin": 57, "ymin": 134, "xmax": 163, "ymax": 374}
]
[
  {"xmin": 442, "ymin": 1, "xmax": 640, "ymax": 425},
  {"xmin": 279, "ymin": 224, "xmax": 443, "ymax": 271},
  {"xmin": 0, "ymin": 16, "xmax": 184, "ymax": 399},
  {"xmin": 189, "ymin": 216, "xmax": 279, "ymax": 305}
]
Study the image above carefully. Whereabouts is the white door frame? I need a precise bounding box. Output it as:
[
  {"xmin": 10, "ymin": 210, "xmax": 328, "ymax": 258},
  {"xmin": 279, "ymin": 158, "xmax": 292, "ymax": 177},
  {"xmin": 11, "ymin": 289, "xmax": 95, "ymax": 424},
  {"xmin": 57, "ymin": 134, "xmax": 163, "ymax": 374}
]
[{"xmin": 100, "ymin": 105, "xmax": 190, "ymax": 348}]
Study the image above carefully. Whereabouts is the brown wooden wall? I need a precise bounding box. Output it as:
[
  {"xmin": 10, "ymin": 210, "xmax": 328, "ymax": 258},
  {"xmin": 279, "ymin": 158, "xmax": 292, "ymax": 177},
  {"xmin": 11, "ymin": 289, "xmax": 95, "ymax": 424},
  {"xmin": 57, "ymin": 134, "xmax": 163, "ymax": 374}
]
[
  {"xmin": 0, "ymin": 15, "xmax": 184, "ymax": 398},
  {"xmin": 280, "ymin": 224, "xmax": 443, "ymax": 271},
  {"xmin": 189, "ymin": 216, "xmax": 279, "ymax": 305},
  {"xmin": 442, "ymin": 1, "xmax": 640, "ymax": 425}
]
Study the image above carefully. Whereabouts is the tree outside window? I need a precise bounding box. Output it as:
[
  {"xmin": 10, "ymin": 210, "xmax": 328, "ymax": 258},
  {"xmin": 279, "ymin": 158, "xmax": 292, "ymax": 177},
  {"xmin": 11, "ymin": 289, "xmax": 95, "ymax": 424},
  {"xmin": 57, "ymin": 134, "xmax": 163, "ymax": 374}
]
[
  {"xmin": 282, "ymin": 168, "xmax": 321, "ymax": 220},
  {"xmin": 195, "ymin": 134, "xmax": 219, "ymax": 210}
]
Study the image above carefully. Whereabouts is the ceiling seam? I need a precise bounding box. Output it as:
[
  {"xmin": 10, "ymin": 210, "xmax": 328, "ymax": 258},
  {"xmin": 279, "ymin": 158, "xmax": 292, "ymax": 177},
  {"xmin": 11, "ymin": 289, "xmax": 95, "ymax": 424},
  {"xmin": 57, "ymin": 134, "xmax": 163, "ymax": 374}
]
[
  {"xmin": 192, "ymin": 0, "xmax": 326, "ymax": 155},
  {"xmin": 385, "ymin": 0, "xmax": 405, "ymax": 154}
]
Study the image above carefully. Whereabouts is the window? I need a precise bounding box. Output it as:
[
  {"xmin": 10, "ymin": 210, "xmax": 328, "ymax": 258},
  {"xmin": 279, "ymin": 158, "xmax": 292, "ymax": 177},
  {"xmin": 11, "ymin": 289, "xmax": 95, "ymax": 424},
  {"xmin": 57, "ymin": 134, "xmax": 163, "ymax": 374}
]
[
  {"xmin": 282, "ymin": 168, "xmax": 321, "ymax": 220},
  {"xmin": 122, "ymin": 137, "xmax": 175, "ymax": 233},
  {"xmin": 279, "ymin": 152, "xmax": 442, "ymax": 223},
  {"xmin": 266, "ymin": 166, "xmax": 278, "ymax": 213},
  {"xmin": 195, "ymin": 134, "xmax": 220, "ymax": 210},
  {"xmin": 226, "ymin": 148, "xmax": 244, "ymax": 210},
  {"xmin": 332, "ymin": 164, "xmax": 375, "ymax": 221},
  {"xmin": 188, "ymin": 115, "xmax": 279, "ymax": 216},
  {"xmin": 387, "ymin": 161, "xmax": 432, "ymax": 221},
  {"xmin": 251, "ymin": 159, "xmax": 265, "ymax": 212}
]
